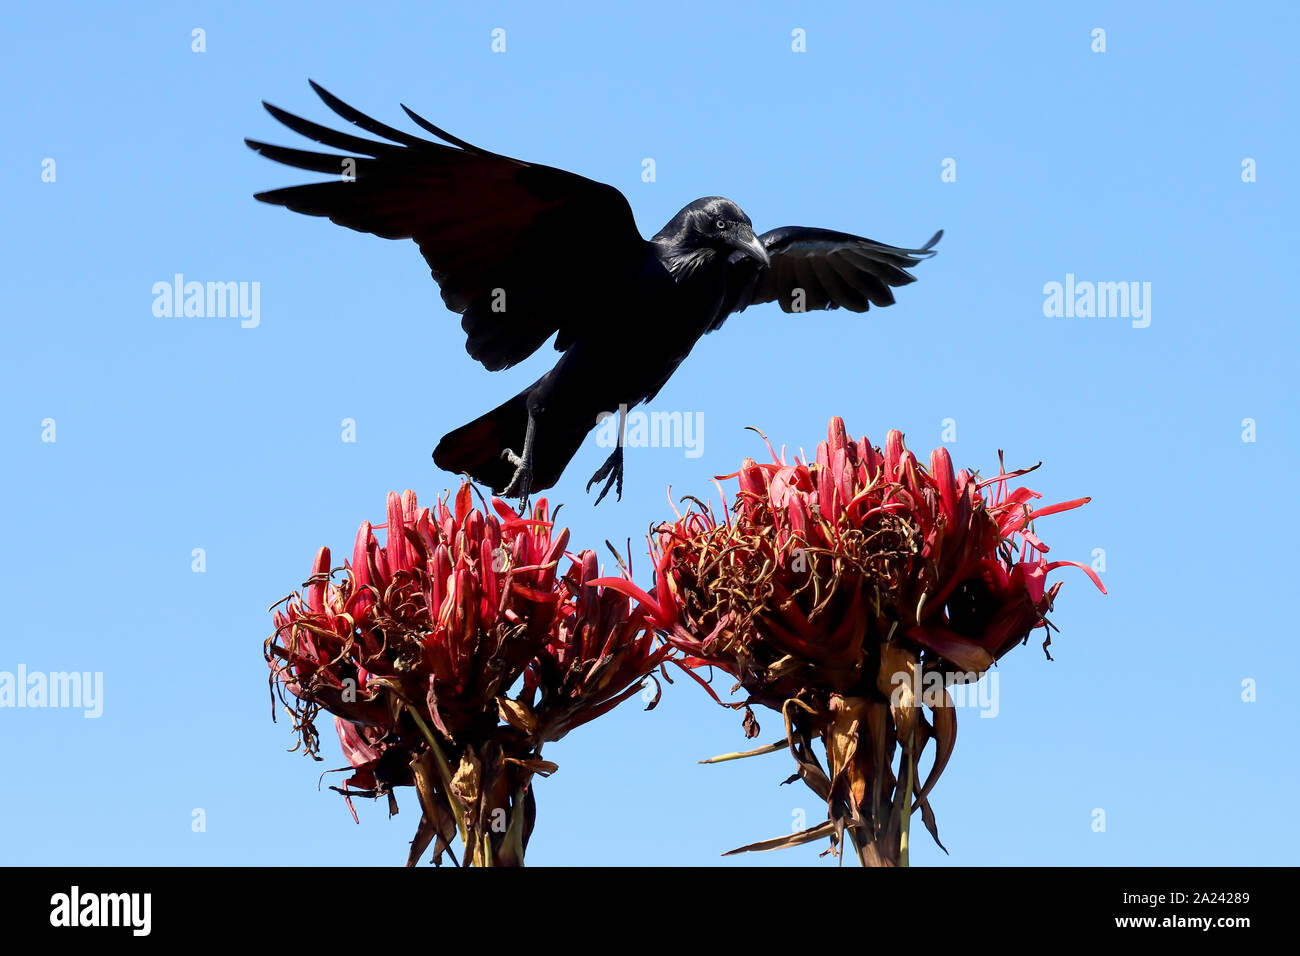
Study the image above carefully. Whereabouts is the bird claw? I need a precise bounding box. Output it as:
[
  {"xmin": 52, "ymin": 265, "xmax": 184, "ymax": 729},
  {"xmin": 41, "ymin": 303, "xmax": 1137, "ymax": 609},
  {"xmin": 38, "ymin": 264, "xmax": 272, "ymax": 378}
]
[
  {"xmin": 500, "ymin": 448, "xmax": 532, "ymax": 511},
  {"xmin": 586, "ymin": 447, "xmax": 623, "ymax": 505}
]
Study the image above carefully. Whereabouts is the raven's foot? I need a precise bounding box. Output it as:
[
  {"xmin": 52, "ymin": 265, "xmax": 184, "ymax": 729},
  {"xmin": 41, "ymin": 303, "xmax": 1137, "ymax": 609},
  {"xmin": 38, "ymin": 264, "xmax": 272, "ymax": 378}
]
[
  {"xmin": 586, "ymin": 446, "xmax": 624, "ymax": 505},
  {"xmin": 500, "ymin": 448, "xmax": 533, "ymax": 512}
]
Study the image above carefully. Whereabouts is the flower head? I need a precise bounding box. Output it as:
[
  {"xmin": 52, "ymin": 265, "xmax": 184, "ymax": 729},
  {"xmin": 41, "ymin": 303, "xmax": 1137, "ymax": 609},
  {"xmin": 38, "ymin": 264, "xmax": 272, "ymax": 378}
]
[
  {"xmin": 598, "ymin": 418, "xmax": 1104, "ymax": 864},
  {"xmin": 266, "ymin": 484, "xmax": 667, "ymax": 865}
]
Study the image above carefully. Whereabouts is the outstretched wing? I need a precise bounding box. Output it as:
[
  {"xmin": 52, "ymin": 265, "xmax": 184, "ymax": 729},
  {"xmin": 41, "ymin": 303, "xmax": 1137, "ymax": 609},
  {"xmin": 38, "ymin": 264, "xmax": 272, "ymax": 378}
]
[
  {"xmin": 714, "ymin": 226, "xmax": 942, "ymax": 331},
  {"xmin": 246, "ymin": 81, "xmax": 647, "ymax": 371}
]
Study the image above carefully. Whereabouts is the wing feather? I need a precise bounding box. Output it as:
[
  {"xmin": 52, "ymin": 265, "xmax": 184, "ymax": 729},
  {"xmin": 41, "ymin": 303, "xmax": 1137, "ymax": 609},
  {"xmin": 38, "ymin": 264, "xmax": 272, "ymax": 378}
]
[{"xmin": 246, "ymin": 82, "xmax": 647, "ymax": 371}]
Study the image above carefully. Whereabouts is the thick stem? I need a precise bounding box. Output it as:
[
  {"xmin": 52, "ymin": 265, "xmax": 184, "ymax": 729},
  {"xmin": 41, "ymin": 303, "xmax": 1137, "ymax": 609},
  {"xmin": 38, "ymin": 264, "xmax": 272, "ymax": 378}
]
[
  {"xmin": 402, "ymin": 702, "xmax": 471, "ymax": 855},
  {"xmin": 900, "ymin": 749, "xmax": 915, "ymax": 867}
]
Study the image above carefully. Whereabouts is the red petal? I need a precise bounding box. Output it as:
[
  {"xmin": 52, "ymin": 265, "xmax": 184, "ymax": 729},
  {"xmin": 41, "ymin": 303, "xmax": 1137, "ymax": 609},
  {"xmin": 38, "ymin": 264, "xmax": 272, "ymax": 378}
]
[{"xmin": 1045, "ymin": 559, "xmax": 1108, "ymax": 594}]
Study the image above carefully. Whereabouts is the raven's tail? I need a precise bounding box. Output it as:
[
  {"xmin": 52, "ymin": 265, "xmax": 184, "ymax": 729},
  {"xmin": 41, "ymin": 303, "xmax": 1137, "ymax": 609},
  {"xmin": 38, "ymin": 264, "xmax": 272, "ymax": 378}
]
[{"xmin": 432, "ymin": 385, "xmax": 589, "ymax": 494}]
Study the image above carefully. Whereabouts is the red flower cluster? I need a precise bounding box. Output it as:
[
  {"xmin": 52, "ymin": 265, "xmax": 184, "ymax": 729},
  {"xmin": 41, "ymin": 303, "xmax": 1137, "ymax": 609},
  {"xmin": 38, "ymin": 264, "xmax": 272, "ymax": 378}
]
[
  {"xmin": 606, "ymin": 418, "xmax": 1104, "ymax": 692},
  {"xmin": 597, "ymin": 418, "xmax": 1104, "ymax": 864},
  {"xmin": 266, "ymin": 484, "xmax": 666, "ymax": 866}
]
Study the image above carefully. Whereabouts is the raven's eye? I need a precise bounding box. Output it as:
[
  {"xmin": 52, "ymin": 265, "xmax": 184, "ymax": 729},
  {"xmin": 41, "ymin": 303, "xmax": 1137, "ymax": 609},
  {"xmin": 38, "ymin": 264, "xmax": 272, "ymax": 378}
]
[{"xmin": 715, "ymin": 219, "xmax": 727, "ymax": 230}]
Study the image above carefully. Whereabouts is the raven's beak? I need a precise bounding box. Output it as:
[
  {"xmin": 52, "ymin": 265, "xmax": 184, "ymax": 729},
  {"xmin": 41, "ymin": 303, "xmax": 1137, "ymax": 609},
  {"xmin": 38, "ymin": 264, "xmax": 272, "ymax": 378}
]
[{"xmin": 731, "ymin": 225, "xmax": 770, "ymax": 267}]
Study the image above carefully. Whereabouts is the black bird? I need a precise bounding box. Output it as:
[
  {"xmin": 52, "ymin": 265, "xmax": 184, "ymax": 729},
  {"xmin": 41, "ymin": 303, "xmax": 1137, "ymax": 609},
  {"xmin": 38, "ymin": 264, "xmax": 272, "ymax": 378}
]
[{"xmin": 246, "ymin": 82, "xmax": 942, "ymax": 505}]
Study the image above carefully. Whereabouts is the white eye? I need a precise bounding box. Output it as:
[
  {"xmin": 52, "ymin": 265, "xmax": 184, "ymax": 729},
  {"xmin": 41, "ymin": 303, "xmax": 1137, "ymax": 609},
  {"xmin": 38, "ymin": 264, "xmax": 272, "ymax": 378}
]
[{"xmin": 715, "ymin": 219, "xmax": 728, "ymax": 230}]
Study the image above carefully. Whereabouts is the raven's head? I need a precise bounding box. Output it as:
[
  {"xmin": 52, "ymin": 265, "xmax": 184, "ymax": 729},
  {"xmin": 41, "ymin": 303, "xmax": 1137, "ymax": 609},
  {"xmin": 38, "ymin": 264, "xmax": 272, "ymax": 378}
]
[{"xmin": 661, "ymin": 197, "xmax": 770, "ymax": 266}]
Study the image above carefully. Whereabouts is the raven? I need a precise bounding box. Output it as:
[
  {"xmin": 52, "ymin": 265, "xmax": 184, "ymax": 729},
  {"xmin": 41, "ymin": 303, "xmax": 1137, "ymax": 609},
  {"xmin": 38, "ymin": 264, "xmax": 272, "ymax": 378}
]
[{"xmin": 246, "ymin": 82, "xmax": 941, "ymax": 505}]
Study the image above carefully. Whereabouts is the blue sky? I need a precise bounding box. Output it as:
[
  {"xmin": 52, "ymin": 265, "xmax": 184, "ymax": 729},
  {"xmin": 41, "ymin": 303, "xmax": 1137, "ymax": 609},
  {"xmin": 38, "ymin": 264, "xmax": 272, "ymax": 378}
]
[{"xmin": 1, "ymin": 1, "xmax": 1296, "ymax": 866}]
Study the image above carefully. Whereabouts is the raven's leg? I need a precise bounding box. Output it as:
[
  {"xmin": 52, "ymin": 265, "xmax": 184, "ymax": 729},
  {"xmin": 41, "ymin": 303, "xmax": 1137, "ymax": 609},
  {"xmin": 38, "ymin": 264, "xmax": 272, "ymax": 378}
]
[
  {"xmin": 586, "ymin": 404, "xmax": 626, "ymax": 505},
  {"xmin": 500, "ymin": 398, "xmax": 540, "ymax": 511}
]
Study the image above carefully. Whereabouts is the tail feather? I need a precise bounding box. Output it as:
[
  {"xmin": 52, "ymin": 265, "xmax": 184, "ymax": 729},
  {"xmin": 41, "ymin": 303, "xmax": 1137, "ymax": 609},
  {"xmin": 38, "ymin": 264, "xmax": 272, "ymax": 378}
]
[{"xmin": 433, "ymin": 388, "xmax": 588, "ymax": 494}]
